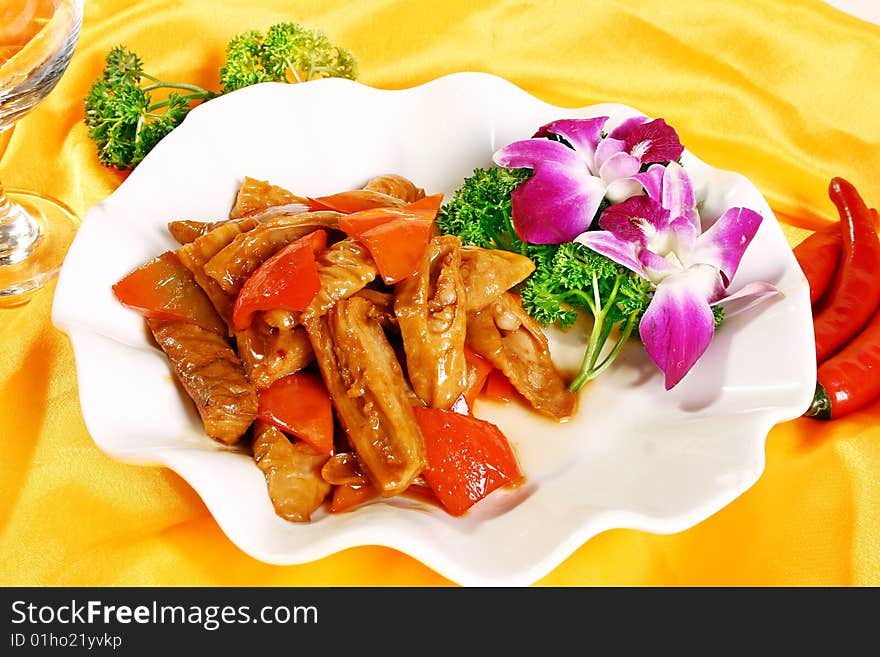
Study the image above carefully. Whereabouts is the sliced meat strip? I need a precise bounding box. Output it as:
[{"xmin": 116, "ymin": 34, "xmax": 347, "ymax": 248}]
[
  {"xmin": 355, "ymin": 288, "xmax": 397, "ymax": 332},
  {"xmin": 168, "ymin": 220, "xmax": 212, "ymax": 245},
  {"xmin": 304, "ymin": 297, "xmax": 426, "ymax": 496},
  {"xmin": 394, "ymin": 235, "xmax": 467, "ymax": 409},
  {"xmin": 467, "ymin": 292, "xmax": 576, "ymax": 420},
  {"xmin": 459, "ymin": 245, "xmax": 536, "ymax": 311},
  {"xmin": 300, "ymin": 239, "xmax": 378, "ymax": 321},
  {"xmin": 230, "ymin": 176, "xmax": 309, "ymax": 219},
  {"xmin": 252, "ymin": 421, "xmax": 331, "ymax": 522},
  {"xmin": 148, "ymin": 318, "xmax": 258, "ymax": 444},
  {"xmin": 203, "ymin": 212, "xmax": 341, "ymax": 295},
  {"xmin": 321, "ymin": 452, "xmax": 368, "ymax": 487},
  {"xmin": 362, "ymin": 174, "xmax": 425, "ymax": 203},
  {"xmin": 236, "ymin": 315, "xmax": 315, "ymax": 389},
  {"xmin": 168, "ymin": 203, "xmax": 311, "ymax": 245},
  {"xmin": 176, "ymin": 219, "xmax": 258, "ymax": 329}
]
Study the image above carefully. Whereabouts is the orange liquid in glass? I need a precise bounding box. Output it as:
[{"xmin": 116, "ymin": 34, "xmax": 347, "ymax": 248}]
[{"xmin": 0, "ymin": 0, "xmax": 58, "ymax": 67}]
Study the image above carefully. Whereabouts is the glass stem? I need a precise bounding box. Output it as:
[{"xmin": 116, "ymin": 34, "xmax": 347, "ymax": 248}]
[{"xmin": 0, "ymin": 179, "xmax": 40, "ymax": 266}]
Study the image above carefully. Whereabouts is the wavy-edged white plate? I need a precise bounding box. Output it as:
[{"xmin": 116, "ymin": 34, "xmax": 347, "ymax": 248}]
[{"xmin": 52, "ymin": 73, "xmax": 816, "ymax": 586}]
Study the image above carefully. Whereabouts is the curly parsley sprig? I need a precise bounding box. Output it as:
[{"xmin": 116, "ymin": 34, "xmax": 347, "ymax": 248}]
[
  {"xmin": 84, "ymin": 46, "xmax": 216, "ymax": 170},
  {"xmin": 220, "ymin": 23, "xmax": 357, "ymax": 93},
  {"xmin": 84, "ymin": 22, "xmax": 358, "ymax": 170}
]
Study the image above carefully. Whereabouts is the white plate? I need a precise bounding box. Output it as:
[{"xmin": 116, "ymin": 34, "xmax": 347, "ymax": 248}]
[{"xmin": 52, "ymin": 73, "xmax": 816, "ymax": 586}]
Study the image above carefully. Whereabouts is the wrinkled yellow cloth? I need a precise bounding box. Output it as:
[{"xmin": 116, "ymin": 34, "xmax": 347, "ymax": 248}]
[{"xmin": 1, "ymin": 0, "xmax": 879, "ymax": 586}]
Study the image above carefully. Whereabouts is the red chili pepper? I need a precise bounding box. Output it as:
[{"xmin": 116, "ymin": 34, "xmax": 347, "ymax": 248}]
[
  {"xmin": 794, "ymin": 207, "xmax": 880, "ymax": 307},
  {"xmin": 806, "ymin": 305, "xmax": 880, "ymax": 419},
  {"xmin": 793, "ymin": 224, "xmax": 841, "ymax": 306},
  {"xmin": 812, "ymin": 179, "xmax": 880, "ymax": 363}
]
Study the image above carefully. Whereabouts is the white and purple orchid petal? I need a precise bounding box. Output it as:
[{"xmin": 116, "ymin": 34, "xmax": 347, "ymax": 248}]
[
  {"xmin": 608, "ymin": 115, "xmax": 651, "ymax": 141},
  {"xmin": 494, "ymin": 138, "xmax": 607, "ymax": 243},
  {"xmin": 533, "ymin": 117, "xmax": 607, "ymax": 165},
  {"xmin": 668, "ymin": 213, "xmax": 699, "ymax": 255},
  {"xmin": 493, "ymin": 137, "xmax": 584, "ymax": 171},
  {"xmin": 638, "ymin": 249, "xmax": 679, "ymax": 283},
  {"xmin": 692, "ymin": 206, "xmax": 763, "ymax": 285},
  {"xmin": 605, "ymin": 177, "xmax": 644, "ymax": 204},
  {"xmin": 634, "ymin": 163, "xmax": 666, "ymax": 201},
  {"xmin": 509, "ymin": 167, "xmax": 607, "ymax": 243},
  {"xmin": 710, "ymin": 281, "xmax": 780, "ymax": 315},
  {"xmin": 639, "ymin": 269, "xmax": 716, "ymax": 390},
  {"xmin": 594, "ymin": 137, "xmax": 626, "ymax": 172},
  {"xmin": 619, "ymin": 118, "xmax": 685, "ymax": 164},
  {"xmin": 682, "ymin": 262, "xmax": 728, "ymax": 302},
  {"xmin": 599, "ymin": 195, "xmax": 670, "ymax": 245},
  {"xmin": 661, "ymin": 161, "xmax": 699, "ymax": 230},
  {"xmin": 598, "ymin": 151, "xmax": 642, "ymax": 186},
  {"xmin": 575, "ymin": 230, "xmax": 647, "ymax": 278}
]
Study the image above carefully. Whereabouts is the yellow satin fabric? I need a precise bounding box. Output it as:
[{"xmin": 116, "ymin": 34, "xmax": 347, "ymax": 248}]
[{"xmin": 1, "ymin": 0, "xmax": 878, "ymax": 586}]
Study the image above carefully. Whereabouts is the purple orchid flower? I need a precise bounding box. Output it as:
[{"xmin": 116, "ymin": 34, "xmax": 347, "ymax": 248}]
[
  {"xmin": 493, "ymin": 116, "xmax": 684, "ymax": 244},
  {"xmin": 576, "ymin": 162, "xmax": 778, "ymax": 389}
]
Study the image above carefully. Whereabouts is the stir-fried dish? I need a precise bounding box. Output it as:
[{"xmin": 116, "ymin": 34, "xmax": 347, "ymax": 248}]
[{"xmin": 113, "ymin": 174, "xmax": 576, "ymax": 521}]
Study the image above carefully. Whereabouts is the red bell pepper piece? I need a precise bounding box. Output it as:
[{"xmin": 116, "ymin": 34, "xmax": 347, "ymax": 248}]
[
  {"xmin": 310, "ymin": 189, "xmax": 444, "ymax": 216},
  {"xmin": 452, "ymin": 346, "xmax": 495, "ymax": 415},
  {"xmin": 112, "ymin": 251, "xmax": 226, "ymax": 335},
  {"xmin": 354, "ymin": 218, "xmax": 434, "ymax": 284},
  {"xmin": 338, "ymin": 194, "xmax": 444, "ymax": 232},
  {"xmin": 414, "ymin": 407, "xmax": 524, "ymax": 516},
  {"xmin": 308, "ymin": 190, "xmax": 405, "ymax": 213},
  {"xmin": 231, "ymin": 230, "xmax": 327, "ymax": 331},
  {"xmin": 257, "ymin": 371, "xmax": 334, "ymax": 454},
  {"xmin": 338, "ymin": 194, "xmax": 443, "ymax": 284},
  {"xmin": 482, "ymin": 369, "xmax": 526, "ymax": 404}
]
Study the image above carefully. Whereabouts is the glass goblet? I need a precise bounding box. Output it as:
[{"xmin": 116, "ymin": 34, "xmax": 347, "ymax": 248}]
[{"xmin": 0, "ymin": 0, "xmax": 83, "ymax": 306}]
